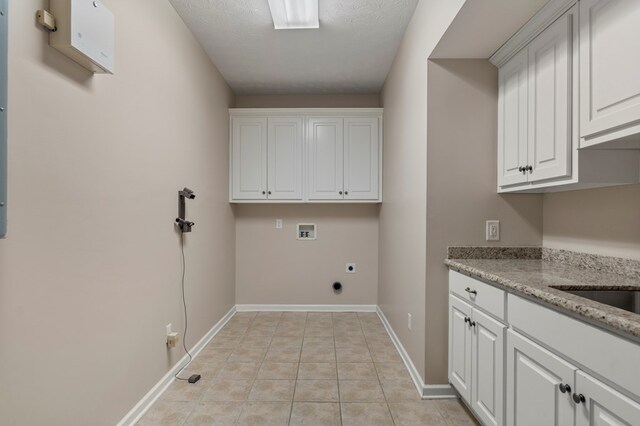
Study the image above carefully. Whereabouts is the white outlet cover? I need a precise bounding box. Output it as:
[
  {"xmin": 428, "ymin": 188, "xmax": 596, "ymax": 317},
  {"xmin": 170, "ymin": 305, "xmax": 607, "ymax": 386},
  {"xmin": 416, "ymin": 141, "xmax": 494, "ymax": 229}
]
[
  {"xmin": 407, "ymin": 313, "xmax": 412, "ymax": 330},
  {"xmin": 166, "ymin": 323, "xmax": 172, "ymax": 335},
  {"xmin": 346, "ymin": 263, "xmax": 356, "ymax": 273},
  {"xmin": 276, "ymin": 219, "xmax": 283, "ymax": 229}
]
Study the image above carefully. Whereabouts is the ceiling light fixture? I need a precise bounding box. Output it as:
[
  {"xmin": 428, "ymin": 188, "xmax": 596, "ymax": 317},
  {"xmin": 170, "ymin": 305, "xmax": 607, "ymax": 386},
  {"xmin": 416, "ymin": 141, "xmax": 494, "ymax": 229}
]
[{"xmin": 267, "ymin": 0, "xmax": 319, "ymax": 30}]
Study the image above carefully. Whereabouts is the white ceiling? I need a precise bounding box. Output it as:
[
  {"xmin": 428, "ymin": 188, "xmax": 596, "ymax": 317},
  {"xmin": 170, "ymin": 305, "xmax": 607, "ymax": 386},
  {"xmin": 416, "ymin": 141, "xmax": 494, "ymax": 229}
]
[{"xmin": 169, "ymin": 0, "xmax": 419, "ymax": 95}]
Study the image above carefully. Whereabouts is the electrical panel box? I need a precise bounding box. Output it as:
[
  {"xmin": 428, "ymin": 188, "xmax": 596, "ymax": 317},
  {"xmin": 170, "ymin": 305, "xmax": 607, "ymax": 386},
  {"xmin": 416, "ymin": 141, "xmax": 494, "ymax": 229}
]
[{"xmin": 49, "ymin": 0, "xmax": 114, "ymax": 74}]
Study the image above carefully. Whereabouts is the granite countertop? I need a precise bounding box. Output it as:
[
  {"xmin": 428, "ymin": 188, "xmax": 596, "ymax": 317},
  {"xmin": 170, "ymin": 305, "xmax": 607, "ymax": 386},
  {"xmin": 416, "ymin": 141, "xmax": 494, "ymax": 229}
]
[{"xmin": 444, "ymin": 247, "xmax": 640, "ymax": 340}]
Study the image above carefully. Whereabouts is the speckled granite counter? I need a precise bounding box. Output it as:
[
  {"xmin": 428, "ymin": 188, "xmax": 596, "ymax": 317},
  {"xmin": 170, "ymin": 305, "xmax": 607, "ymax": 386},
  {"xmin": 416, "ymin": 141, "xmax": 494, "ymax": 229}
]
[{"xmin": 444, "ymin": 247, "xmax": 640, "ymax": 340}]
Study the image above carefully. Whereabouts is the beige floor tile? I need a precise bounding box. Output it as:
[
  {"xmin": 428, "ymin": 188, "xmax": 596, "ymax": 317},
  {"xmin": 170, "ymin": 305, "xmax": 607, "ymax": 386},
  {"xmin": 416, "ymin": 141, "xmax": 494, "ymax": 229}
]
[
  {"xmin": 137, "ymin": 400, "xmax": 195, "ymax": 425},
  {"xmin": 239, "ymin": 335, "xmax": 272, "ymax": 348},
  {"xmin": 300, "ymin": 347, "xmax": 335, "ymax": 362},
  {"xmin": 201, "ymin": 379, "xmax": 253, "ymax": 402},
  {"xmin": 340, "ymin": 402, "xmax": 393, "ymax": 426},
  {"xmin": 339, "ymin": 380, "xmax": 385, "ymax": 402},
  {"xmin": 294, "ymin": 380, "xmax": 339, "ymax": 402},
  {"xmin": 337, "ymin": 363, "xmax": 378, "ymax": 381},
  {"xmin": 435, "ymin": 399, "xmax": 480, "ymax": 425},
  {"xmin": 304, "ymin": 327, "xmax": 334, "ymax": 337},
  {"xmin": 370, "ymin": 347, "xmax": 402, "ymax": 363},
  {"xmin": 334, "ymin": 336, "xmax": 366, "ymax": 348},
  {"xmin": 217, "ymin": 361, "xmax": 260, "ymax": 380},
  {"xmin": 236, "ymin": 401, "xmax": 291, "ymax": 426},
  {"xmin": 380, "ymin": 379, "xmax": 422, "ymax": 402},
  {"xmin": 307, "ymin": 313, "xmax": 333, "ymax": 321},
  {"xmin": 209, "ymin": 335, "xmax": 242, "ymax": 349},
  {"xmin": 270, "ymin": 336, "xmax": 303, "ymax": 348},
  {"xmin": 290, "ymin": 402, "xmax": 341, "ymax": 426},
  {"xmin": 374, "ymin": 363, "xmax": 411, "ymax": 381},
  {"xmin": 336, "ymin": 346, "xmax": 372, "ymax": 363},
  {"xmin": 298, "ymin": 363, "xmax": 337, "ymax": 380},
  {"xmin": 264, "ymin": 348, "xmax": 301, "ymax": 362},
  {"xmin": 228, "ymin": 347, "xmax": 267, "ymax": 363},
  {"xmin": 256, "ymin": 362, "xmax": 299, "ymax": 380},
  {"xmin": 196, "ymin": 347, "xmax": 233, "ymax": 364},
  {"xmin": 248, "ymin": 380, "xmax": 296, "ymax": 402},
  {"xmin": 159, "ymin": 379, "xmax": 207, "ymax": 402},
  {"xmin": 184, "ymin": 402, "xmax": 243, "ymax": 425},
  {"xmin": 181, "ymin": 360, "xmax": 224, "ymax": 382},
  {"xmin": 389, "ymin": 401, "xmax": 448, "ymax": 426}
]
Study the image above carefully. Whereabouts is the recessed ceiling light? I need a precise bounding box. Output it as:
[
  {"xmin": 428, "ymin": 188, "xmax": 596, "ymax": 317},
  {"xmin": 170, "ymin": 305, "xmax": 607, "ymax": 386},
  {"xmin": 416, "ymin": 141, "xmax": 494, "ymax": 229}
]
[{"xmin": 267, "ymin": 0, "xmax": 319, "ymax": 30}]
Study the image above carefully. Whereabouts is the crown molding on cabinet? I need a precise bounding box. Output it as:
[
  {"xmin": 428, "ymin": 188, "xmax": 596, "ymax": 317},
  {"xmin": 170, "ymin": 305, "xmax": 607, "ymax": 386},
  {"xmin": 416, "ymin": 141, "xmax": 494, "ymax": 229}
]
[{"xmin": 490, "ymin": 0, "xmax": 577, "ymax": 67}]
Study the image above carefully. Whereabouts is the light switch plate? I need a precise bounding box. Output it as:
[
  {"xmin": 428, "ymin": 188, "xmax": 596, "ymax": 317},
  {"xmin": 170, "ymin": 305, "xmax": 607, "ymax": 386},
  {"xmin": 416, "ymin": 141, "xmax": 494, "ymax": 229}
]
[
  {"xmin": 276, "ymin": 219, "xmax": 282, "ymax": 229},
  {"xmin": 486, "ymin": 220, "xmax": 500, "ymax": 241}
]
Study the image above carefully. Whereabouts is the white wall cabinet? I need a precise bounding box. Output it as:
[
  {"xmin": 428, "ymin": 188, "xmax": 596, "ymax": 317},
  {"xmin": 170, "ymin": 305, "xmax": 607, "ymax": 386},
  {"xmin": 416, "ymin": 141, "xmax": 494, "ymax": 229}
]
[
  {"xmin": 580, "ymin": 0, "xmax": 640, "ymax": 148},
  {"xmin": 231, "ymin": 117, "xmax": 268, "ymax": 200},
  {"xmin": 497, "ymin": 5, "xmax": 576, "ymax": 190},
  {"xmin": 449, "ymin": 271, "xmax": 506, "ymax": 426},
  {"xmin": 492, "ymin": 1, "xmax": 640, "ymax": 192},
  {"xmin": 230, "ymin": 109, "xmax": 382, "ymax": 203},
  {"xmin": 308, "ymin": 116, "xmax": 380, "ymax": 201}
]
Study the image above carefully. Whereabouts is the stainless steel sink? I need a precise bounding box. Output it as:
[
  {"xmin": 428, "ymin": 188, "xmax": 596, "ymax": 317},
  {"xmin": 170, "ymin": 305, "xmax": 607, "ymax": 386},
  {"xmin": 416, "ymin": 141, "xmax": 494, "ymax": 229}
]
[{"xmin": 560, "ymin": 289, "xmax": 640, "ymax": 315}]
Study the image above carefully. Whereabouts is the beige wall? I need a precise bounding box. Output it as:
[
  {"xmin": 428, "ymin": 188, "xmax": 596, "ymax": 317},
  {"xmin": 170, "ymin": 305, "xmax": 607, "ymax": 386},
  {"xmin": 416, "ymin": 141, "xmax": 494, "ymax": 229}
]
[
  {"xmin": 425, "ymin": 59, "xmax": 543, "ymax": 383},
  {"xmin": 379, "ymin": 0, "xmax": 466, "ymax": 382},
  {"xmin": 235, "ymin": 205, "xmax": 379, "ymax": 305},
  {"xmin": 543, "ymin": 185, "xmax": 640, "ymax": 261},
  {"xmin": 0, "ymin": 1, "xmax": 235, "ymax": 424},
  {"xmin": 235, "ymin": 94, "xmax": 380, "ymax": 108}
]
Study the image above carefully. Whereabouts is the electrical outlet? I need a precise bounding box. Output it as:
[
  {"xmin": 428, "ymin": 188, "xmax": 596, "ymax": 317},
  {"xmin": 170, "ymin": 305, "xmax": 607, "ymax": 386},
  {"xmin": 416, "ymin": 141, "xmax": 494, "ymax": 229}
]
[
  {"xmin": 276, "ymin": 219, "xmax": 283, "ymax": 229},
  {"xmin": 167, "ymin": 332, "xmax": 179, "ymax": 348},
  {"xmin": 486, "ymin": 220, "xmax": 500, "ymax": 241},
  {"xmin": 407, "ymin": 313, "xmax": 412, "ymax": 331},
  {"xmin": 166, "ymin": 323, "xmax": 172, "ymax": 335},
  {"xmin": 345, "ymin": 263, "xmax": 356, "ymax": 273}
]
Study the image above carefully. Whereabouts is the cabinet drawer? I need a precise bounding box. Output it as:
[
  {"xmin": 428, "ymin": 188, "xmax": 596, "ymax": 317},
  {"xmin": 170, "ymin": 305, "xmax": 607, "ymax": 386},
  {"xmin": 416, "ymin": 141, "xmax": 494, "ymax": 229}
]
[{"xmin": 450, "ymin": 271, "xmax": 506, "ymax": 321}]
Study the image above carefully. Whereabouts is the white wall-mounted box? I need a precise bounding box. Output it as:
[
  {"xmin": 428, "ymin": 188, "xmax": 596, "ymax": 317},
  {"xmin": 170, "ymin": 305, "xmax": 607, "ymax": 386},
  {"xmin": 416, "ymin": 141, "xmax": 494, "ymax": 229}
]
[{"xmin": 49, "ymin": 0, "xmax": 115, "ymax": 74}]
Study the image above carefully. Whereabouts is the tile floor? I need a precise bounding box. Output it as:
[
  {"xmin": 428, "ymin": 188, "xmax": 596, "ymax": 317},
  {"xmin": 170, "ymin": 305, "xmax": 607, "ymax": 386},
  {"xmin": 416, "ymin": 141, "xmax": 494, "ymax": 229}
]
[{"xmin": 139, "ymin": 312, "xmax": 479, "ymax": 425}]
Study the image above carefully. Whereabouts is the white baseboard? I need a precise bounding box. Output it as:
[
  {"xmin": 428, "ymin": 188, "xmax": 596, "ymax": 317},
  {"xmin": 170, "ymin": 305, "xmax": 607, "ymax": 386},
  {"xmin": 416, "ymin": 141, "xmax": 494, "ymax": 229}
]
[
  {"xmin": 235, "ymin": 304, "xmax": 377, "ymax": 312},
  {"xmin": 117, "ymin": 306, "xmax": 237, "ymax": 426},
  {"xmin": 376, "ymin": 306, "xmax": 456, "ymax": 399}
]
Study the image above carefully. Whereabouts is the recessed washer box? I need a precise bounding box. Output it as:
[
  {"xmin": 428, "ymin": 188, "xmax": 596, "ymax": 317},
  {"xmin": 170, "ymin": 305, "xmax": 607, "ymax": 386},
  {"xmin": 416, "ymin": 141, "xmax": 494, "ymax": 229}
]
[{"xmin": 49, "ymin": 0, "xmax": 115, "ymax": 74}]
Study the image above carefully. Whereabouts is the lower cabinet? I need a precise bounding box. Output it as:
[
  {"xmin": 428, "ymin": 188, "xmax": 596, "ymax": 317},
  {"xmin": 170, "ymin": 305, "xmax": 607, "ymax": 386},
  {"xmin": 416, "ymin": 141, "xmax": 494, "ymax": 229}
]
[
  {"xmin": 449, "ymin": 271, "xmax": 640, "ymax": 426},
  {"xmin": 506, "ymin": 329, "xmax": 577, "ymax": 426},
  {"xmin": 575, "ymin": 371, "xmax": 640, "ymax": 426},
  {"xmin": 449, "ymin": 294, "xmax": 505, "ymax": 426}
]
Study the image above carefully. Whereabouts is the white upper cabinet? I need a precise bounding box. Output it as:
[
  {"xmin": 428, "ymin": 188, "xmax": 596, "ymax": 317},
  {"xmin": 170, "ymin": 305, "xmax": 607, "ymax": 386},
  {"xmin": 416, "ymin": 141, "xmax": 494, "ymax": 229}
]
[
  {"xmin": 344, "ymin": 117, "xmax": 380, "ymax": 200},
  {"xmin": 580, "ymin": 0, "xmax": 640, "ymax": 148},
  {"xmin": 307, "ymin": 117, "xmax": 344, "ymax": 200},
  {"xmin": 527, "ymin": 10, "xmax": 573, "ymax": 182},
  {"xmin": 229, "ymin": 109, "xmax": 382, "ymax": 203},
  {"xmin": 268, "ymin": 117, "xmax": 303, "ymax": 200},
  {"xmin": 497, "ymin": 5, "xmax": 575, "ymax": 189},
  {"xmin": 492, "ymin": 1, "xmax": 640, "ymax": 192},
  {"xmin": 231, "ymin": 117, "xmax": 267, "ymax": 200},
  {"xmin": 498, "ymin": 49, "xmax": 529, "ymax": 187}
]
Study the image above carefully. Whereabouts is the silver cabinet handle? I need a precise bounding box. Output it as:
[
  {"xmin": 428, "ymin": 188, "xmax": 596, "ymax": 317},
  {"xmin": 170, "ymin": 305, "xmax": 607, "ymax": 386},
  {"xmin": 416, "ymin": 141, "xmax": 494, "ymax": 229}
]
[{"xmin": 464, "ymin": 287, "xmax": 477, "ymax": 295}]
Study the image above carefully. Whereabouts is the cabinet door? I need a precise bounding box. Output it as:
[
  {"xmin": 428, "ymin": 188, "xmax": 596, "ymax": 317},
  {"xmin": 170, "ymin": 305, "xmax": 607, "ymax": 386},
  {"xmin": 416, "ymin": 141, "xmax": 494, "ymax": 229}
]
[
  {"xmin": 231, "ymin": 117, "xmax": 267, "ymax": 200},
  {"xmin": 308, "ymin": 117, "xmax": 344, "ymax": 200},
  {"xmin": 575, "ymin": 371, "xmax": 640, "ymax": 426},
  {"xmin": 267, "ymin": 117, "xmax": 303, "ymax": 200},
  {"xmin": 506, "ymin": 330, "xmax": 576, "ymax": 426},
  {"xmin": 527, "ymin": 7, "xmax": 574, "ymax": 183},
  {"xmin": 580, "ymin": 0, "xmax": 640, "ymax": 142},
  {"xmin": 498, "ymin": 48, "xmax": 529, "ymax": 187},
  {"xmin": 472, "ymin": 309, "xmax": 506, "ymax": 426},
  {"xmin": 344, "ymin": 117, "xmax": 379, "ymax": 200},
  {"xmin": 449, "ymin": 295, "xmax": 473, "ymax": 403}
]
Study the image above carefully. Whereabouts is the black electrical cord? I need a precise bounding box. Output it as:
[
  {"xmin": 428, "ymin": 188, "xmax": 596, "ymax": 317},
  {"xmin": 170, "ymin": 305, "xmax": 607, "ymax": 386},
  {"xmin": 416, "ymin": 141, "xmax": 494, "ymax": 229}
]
[{"xmin": 174, "ymin": 231, "xmax": 194, "ymax": 381}]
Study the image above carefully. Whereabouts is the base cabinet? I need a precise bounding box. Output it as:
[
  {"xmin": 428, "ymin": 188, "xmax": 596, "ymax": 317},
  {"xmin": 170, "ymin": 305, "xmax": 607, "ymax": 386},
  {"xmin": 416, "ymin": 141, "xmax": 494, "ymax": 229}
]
[
  {"xmin": 575, "ymin": 371, "xmax": 640, "ymax": 426},
  {"xmin": 506, "ymin": 330, "xmax": 577, "ymax": 426},
  {"xmin": 449, "ymin": 293, "xmax": 505, "ymax": 426}
]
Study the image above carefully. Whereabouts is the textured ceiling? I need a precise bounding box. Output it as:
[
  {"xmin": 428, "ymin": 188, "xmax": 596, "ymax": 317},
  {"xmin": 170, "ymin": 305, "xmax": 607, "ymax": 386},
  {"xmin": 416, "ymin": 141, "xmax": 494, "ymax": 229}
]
[{"xmin": 169, "ymin": 0, "xmax": 419, "ymax": 94}]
